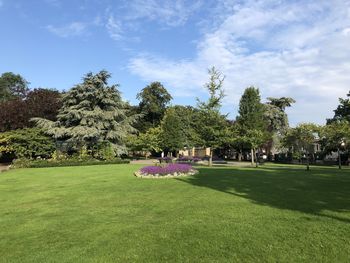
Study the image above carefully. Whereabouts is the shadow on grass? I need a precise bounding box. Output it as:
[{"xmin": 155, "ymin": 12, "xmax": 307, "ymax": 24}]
[{"xmin": 176, "ymin": 166, "xmax": 350, "ymax": 223}]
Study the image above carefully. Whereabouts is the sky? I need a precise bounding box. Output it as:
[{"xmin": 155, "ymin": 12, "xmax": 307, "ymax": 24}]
[{"xmin": 1, "ymin": 0, "xmax": 350, "ymax": 125}]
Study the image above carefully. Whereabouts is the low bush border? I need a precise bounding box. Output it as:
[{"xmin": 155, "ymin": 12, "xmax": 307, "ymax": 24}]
[{"xmin": 12, "ymin": 158, "xmax": 130, "ymax": 168}]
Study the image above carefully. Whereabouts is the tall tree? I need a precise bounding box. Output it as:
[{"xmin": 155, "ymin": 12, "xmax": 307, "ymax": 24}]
[
  {"xmin": 160, "ymin": 107, "xmax": 187, "ymax": 156},
  {"xmin": 195, "ymin": 66, "xmax": 227, "ymax": 166},
  {"xmin": 328, "ymin": 91, "xmax": 350, "ymax": 123},
  {"xmin": 264, "ymin": 97, "xmax": 295, "ymax": 158},
  {"xmin": 136, "ymin": 81, "xmax": 172, "ymax": 131},
  {"xmin": 33, "ymin": 70, "xmax": 137, "ymax": 156},
  {"xmin": 236, "ymin": 86, "xmax": 267, "ymax": 165},
  {"xmin": 0, "ymin": 72, "xmax": 29, "ymax": 102}
]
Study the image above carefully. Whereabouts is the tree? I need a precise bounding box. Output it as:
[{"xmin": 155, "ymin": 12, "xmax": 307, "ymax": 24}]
[
  {"xmin": 236, "ymin": 86, "xmax": 268, "ymax": 165},
  {"xmin": 136, "ymin": 82, "xmax": 172, "ymax": 131},
  {"xmin": 0, "ymin": 88, "xmax": 62, "ymax": 132},
  {"xmin": 127, "ymin": 126, "xmax": 162, "ymax": 157},
  {"xmin": 327, "ymin": 91, "xmax": 350, "ymax": 123},
  {"xmin": 195, "ymin": 67, "xmax": 227, "ymax": 166},
  {"xmin": 266, "ymin": 97, "xmax": 296, "ymax": 111},
  {"xmin": 264, "ymin": 97, "xmax": 295, "ymax": 158},
  {"xmin": 160, "ymin": 107, "xmax": 187, "ymax": 156},
  {"xmin": 282, "ymin": 123, "xmax": 320, "ymax": 170},
  {"xmin": 320, "ymin": 120, "xmax": 350, "ymax": 169},
  {"xmin": 0, "ymin": 72, "xmax": 29, "ymax": 102},
  {"xmin": 33, "ymin": 70, "xmax": 138, "ymax": 156}
]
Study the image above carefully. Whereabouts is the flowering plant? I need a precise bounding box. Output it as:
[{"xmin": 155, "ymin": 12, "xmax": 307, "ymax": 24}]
[{"xmin": 135, "ymin": 163, "xmax": 198, "ymax": 178}]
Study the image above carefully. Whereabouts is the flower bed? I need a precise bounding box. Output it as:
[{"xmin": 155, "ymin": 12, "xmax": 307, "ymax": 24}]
[{"xmin": 135, "ymin": 163, "xmax": 198, "ymax": 178}]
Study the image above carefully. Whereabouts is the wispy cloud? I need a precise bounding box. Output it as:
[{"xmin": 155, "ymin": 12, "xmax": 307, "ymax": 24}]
[
  {"xmin": 106, "ymin": 14, "xmax": 123, "ymax": 41},
  {"xmin": 128, "ymin": 0, "xmax": 350, "ymax": 125},
  {"xmin": 46, "ymin": 22, "xmax": 87, "ymax": 37},
  {"xmin": 103, "ymin": 0, "xmax": 202, "ymax": 41},
  {"xmin": 124, "ymin": 0, "xmax": 202, "ymax": 26}
]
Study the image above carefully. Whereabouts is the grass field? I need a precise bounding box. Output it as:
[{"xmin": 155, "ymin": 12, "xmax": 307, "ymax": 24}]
[{"xmin": 0, "ymin": 164, "xmax": 349, "ymax": 262}]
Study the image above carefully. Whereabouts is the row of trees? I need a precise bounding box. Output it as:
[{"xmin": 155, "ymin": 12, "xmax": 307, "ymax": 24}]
[{"xmin": 1, "ymin": 69, "xmax": 350, "ymax": 169}]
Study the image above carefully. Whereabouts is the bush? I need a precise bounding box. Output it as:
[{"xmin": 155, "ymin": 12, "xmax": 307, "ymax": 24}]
[
  {"xmin": 12, "ymin": 157, "xmax": 129, "ymax": 168},
  {"xmin": 0, "ymin": 128, "xmax": 55, "ymax": 162}
]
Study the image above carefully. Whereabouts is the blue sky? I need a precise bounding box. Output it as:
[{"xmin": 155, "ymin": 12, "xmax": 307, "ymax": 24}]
[{"xmin": 1, "ymin": 0, "xmax": 350, "ymax": 125}]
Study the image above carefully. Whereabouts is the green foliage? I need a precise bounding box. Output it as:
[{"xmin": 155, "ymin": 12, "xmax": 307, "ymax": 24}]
[
  {"xmin": 160, "ymin": 107, "xmax": 187, "ymax": 152},
  {"xmin": 0, "ymin": 72, "xmax": 29, "ymax": 102},
  {"xmin": 195, "ymin": 67, "xmax": 227, "ymax": 165},
  {"xmin": 328, "ymin": 91, "xmax": 350, "ymax": 123},
  {"xmin": 136, "ymin": 81, "xmax": 172, "ymax": 131},
  {"xmin": 32, "ymin": 70, "xmax": 138, "ymax": 156},
  {"xmin": 320, "ymin": 120, "xmax": 350, "ymax": 153},
  {"xmin": 169, "ymin": 105, "xmax": 201, "ymax": 147},
  {"xmin": 283, "ymin": 123, "xmax": 320, "ymax": 152},
  {"xmin": 197, "ymin": 66, "xmax": 225, "ymax": 111},
  {"xmin": 266, "ymin": 97, "xmax": 296, "ymax": 111},
  {"xmin": 0, "ymin": 128, "xmax": 55, "ymax": 160},
  {"xmin": 237, "ymin": 86, "xmax": 265, "ymax": 130},
  {"xmin": 128, "ymin": 126, "xmax": 163, "ymax": 153},
  {"xmin": 12, "ymin": 157, "xmax": 129, "ymax": 168},
  {"xmin": 282, "ymin": 123, "xmax": 320, "ymax": 170}
]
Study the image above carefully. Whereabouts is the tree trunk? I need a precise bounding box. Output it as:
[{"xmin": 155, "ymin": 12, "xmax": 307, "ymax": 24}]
[
  {"xmin": 338, "ymin": 148, "xmax": 342, "ymax": 169},
  {"xmin": 251, "ymin": 148, "xmax": 254, "ymax": 166},
  {"xmin": 238, "ymin": 149, "xmax": 242, "ymax": 162},
  {"xmin": 306, "ymin": 151, "xmax": 310, "ymax": 171},
  {"xmin": 209, "ymin": 149, "xmax": 213, "ymax": 167},
  {"xmin": 255, "ymin": 149, "xmax": 258, "ymax": 168}
]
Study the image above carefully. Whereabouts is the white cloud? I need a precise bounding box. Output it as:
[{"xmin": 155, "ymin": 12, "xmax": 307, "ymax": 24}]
[
  {"xmin": 128, "ymin": 0, "xmax": 350, "ymax": 125},
  {"xmin": 46, "ymin": 22, "xmax": 87, "ymax": 37},
  {"xmin": 124, "ymin": 0, "xmax": 202, "ymax": 26},
  {"xmin": 102, "ymin": 0, "xmax": 202, "ymax": 41},
  {"xmin": 106, "ymin": 15, "xmax": 123, "ymax": 40}
]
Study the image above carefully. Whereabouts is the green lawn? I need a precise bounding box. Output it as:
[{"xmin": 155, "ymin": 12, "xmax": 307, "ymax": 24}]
[{"xmin": 0, "ymin": 164, "xmax": 349, "ymax": 262}]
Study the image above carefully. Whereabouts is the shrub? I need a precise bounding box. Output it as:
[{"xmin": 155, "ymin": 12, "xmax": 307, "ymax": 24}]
[
  {"xmin": 0, "ymin": 128, "xmax": 55, "ymax": 162},
  {"xmin": 12, "ymin": 157, "xmax": 129, "ymax": 168}
]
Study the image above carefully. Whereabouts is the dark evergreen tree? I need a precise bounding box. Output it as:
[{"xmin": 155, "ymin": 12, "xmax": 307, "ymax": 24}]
[
  {"xmin": 160, "ymin": 107, "xmax": 187, "ymax": 155},
  {"xmin": 136, "ymin": 81, "xmax": 172, "ymax": 132},
  {"xmin": 33, "ymin": 70, "xmax": 138, "ymax": 156}
]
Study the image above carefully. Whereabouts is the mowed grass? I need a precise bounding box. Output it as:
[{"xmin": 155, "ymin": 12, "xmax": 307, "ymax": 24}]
[{"xmin": 0, "ymin": 164, "xmax": 349, "ymax": 262}]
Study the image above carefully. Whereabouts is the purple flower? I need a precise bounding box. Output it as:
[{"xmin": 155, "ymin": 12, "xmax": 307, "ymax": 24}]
[{"xmin": 140, "ymin": 163, "xmax": 194, "ymax": 176}]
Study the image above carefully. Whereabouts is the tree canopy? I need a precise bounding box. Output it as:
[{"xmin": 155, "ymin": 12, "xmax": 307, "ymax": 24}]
[
  {"xmin": 0, "ymin": 72, "xmax": 29, "ymax": 102},
  {"xmin": 136, "ymin": 81, "xmax": 172, "ymax": 131},
  {"xmin": 33, "ymin": 70, "xmax": 138, "ymax": 156}
]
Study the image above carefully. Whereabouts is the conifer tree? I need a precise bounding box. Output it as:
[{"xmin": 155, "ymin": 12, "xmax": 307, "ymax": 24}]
[{"xmin": 33, "ymin": 70, "xmax": 138, "ymax": 156}]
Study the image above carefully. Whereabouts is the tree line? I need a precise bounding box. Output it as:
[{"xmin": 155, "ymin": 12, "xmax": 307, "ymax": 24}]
[{"xmin": 0, "ymin": 69, "xmax": 349, "ymax": 169}]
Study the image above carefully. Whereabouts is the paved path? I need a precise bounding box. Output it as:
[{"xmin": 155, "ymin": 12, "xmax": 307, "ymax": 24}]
[
  {"xmin": 130, "ymin": 159, "xmax": 159, "ymax": 165},
  {"xmin": 0, "ymin": 164, "xmax": 10, "ymax": 173}
]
